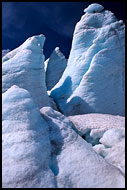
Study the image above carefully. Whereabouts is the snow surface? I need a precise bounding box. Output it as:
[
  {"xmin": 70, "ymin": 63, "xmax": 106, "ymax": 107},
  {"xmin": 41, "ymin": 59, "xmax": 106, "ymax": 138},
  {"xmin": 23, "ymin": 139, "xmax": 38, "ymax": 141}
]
[
  {"xmin": 93, "ymin": 144, "xmax": 109, "ymax": 157},
  {"xmin": 45, "ymin": 47, "xmax": 67, "ymax": 90},
  {"xmin": 104, "ymin": 139, "xmax": 125, "ymax": 174},
  {"xmin": 40, "ymin": 107, "xmax": 125, "ymax": 188},
  {"xmin": 2, "ymin": 86, "xmax": 56, "ymax": 188},
  {"xmin": 3, "ymin": 87, "xmax": 124, "ymax": 188},
  {"xmin": 50, "ymin": 4, "xmax": 125, "ymax": 116},
  {"xmin": 99, "ymin": 128, "xmax": 125, "ymax": 147},
  {"xmin": 68, "ymin": 113, "xmax": 125, "ymax": 137},
  {"xmin": 93, "ymin": 138, "xmax": 125, "ymax": 174},
  {"xmin": 68, "ymin": 113, "xmax": 125, "ymax": 176},
  {"xmin": 2, "ymin": 34, "xmax": 51, "ymax": 109}
]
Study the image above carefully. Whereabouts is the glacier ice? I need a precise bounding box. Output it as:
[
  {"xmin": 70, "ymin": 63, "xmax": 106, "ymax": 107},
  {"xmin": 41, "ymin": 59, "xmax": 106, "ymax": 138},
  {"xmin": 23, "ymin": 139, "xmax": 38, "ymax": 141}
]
[
  {"xmin": 3, "ymin": 86, "xmax": 124, "ymax": 188},
  {"xmin": 99, "ymin": 128, "xmax": 125, "ymax": 148},
  {"xmin": 40, "ymin": 107, "xmax": 125, "ymax": 188},
  {"xmin": 45, "ymin": 47, "xmax": 67, "ymax": 90},
  {"xmin": 68, "ymin": 113, "xmax": 125, "ymax": 175},
  {"xmin": 2, "ymin": 3, "xmax": 125, "ymax": 188},
  {"xmin": 84, "ymin": 3, "xmax": 104, "ymax": 13},
  {"xmin": 93, "ymin": 136, "xmax": 125, "ymax": 175},
  {"xmin": 68, "ymin": 113, "xmax": 125, "ymax": 137},
  {"xmin": 50, "ymin": 4, "xmax": 125, "ymax": 116},
  {"xmin": 104, "ymin": 139, "xmax": 125, "ymax": 174},
  {"xmin": 93, "ymin": 144, "xmax": 109, "ymax": 158},
  {"xmin": 2, "ymin": 85, "xmax": 56, "ymax": 188},
  {"xmin": 2, "ymin": 34, "xmax": 51, "ymax": 108}
]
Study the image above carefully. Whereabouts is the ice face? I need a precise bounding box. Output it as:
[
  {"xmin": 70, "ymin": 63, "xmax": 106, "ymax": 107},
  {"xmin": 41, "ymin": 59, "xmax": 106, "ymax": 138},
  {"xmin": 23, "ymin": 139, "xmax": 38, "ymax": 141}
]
[
  {"xmin": 2, "ymin": 34, "xmax": 51, "ymax": 109},
  {"xmin": 50, "ymin": 5, "xmax": 125, "ymax": 116},
  {"xmin": 45, "ymin": 47, "xmax": 67, "ymax": 90},
  {"xmin": 2, "ymin": 86, "xmax": 56, "ymax": 188}
]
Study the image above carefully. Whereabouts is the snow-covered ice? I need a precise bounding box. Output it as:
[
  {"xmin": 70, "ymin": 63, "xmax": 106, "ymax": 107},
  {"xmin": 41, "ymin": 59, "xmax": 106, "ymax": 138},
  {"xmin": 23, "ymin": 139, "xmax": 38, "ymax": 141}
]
[
  {"xmin": 68, "ymin": 113, "xmax": 125, "ymax": 137},
  {"xmin": 45, "ymin": 47, "xmax": 67, "ymax": 90},
  {"xmin": 40, "ymin": 107, "xmax": 125, "ymax": 188},
  {"xmin": 50, "ymin": 4, "xmax": 125, "ymax": 116},
  {"xmin": 68, "ymin": 113, "xmax": 125, "ymax": 176},
  {"xmin": 93, "ymin": 137, "xmax": 125, "ymax": 174},
  {"xmin": 93, "ymin": 144, "xmax": 109, "ymax": 158},
  {"xmin": 99, "ymin": 128, "xmax": 125, "ymax": 147},
  {"xmin": 84, "ymin": 3, "xmax": 104, "ymax": 13},
  {"xmin": 2, "ymin": 3, "xmax": 125, "ymax": 188},
  {"xmin": 104, "ymin": 139, "xmax": 125, "ymax": 174},
  {"xmin": 2, "ymin": 34, "xmax": 51, "ymax": 108},
  {"xmin": 2, "ymin": 86, "xmax": 56, "ymax": 188}
]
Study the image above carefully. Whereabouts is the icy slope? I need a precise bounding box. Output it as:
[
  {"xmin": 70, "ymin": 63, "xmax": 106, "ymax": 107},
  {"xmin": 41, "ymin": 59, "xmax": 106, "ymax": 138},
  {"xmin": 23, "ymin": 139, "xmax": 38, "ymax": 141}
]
[
  {"xmin": 68, "ymin": 113, "xmax": 125, "ymax": 174},
  {"xmin": 45, "ymin": 47, "xmax": 67, "ymax": 90},
  {"xmin": 3, "ymin": 86, "xmax": 125, "ymax": 188},
  {"xmin": 40, "ymin": 107, "xmax": 125, "ymax": 188},
  {"xmin": 68, "ymin": 113, "xmax": 125, "ymax": 137},
  {"xmin": 2, "ymin": 86, "xmax": 56, "ymax": 188},
  {"xmin": 2, "ymin": 34, "xmax": 50, "ymax": 108},
  {"xmin": 50, "ymin": 3, "xmax": 125, "ymax": 116}
]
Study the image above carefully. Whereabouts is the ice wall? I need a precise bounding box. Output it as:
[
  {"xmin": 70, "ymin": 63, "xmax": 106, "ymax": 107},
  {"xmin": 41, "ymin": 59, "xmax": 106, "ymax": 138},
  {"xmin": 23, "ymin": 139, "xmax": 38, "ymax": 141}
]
[
  {"xmin": 50, "ymin": 3, "xmax": 125, "ymax": 116},
  {"xmin": 2, "ymin": 35, "xmax": 51, "ymax": 108}
]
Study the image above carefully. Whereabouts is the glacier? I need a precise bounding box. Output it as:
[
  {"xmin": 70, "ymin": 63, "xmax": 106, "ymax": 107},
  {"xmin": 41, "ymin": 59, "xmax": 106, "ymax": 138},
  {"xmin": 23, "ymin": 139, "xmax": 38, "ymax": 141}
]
[
  {"xmin": 2, "ymin": 86, "xmax": 125, "ymax": 188},
  {"xmin": 2, "ymin": 86, "xmax": 56, "ymax": 188},
  {"xmin": 2, "ymin": 3, "xmax": 125, "ymax": 188},
  {"xmin": 50, "ymin": 3, "xmax": 125, "ymax": 116},
  {"xmin": 69, "ymin": 113, "xmax": 125, "ymax": 174},
  {"xmin": 2, "ymin": 34, "xmax": 51, "ymax": 109},
  {"xmin": 45, "ymin": 47, "xmax": 67, "ymax": 90},
  {"xmin": 40, "ymin": 107, "xmax": 125, "ymax": 188}
]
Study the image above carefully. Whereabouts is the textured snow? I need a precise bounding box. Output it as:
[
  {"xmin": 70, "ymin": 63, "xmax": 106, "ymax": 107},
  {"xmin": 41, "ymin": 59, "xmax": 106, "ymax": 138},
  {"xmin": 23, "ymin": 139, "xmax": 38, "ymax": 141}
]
[
  {"xmin": 104, "ymin": 139, "xmax": 125, "ymax": 174},
  {"xmin": 84, "ymin": 3, "xmax": 104, "ymax": 13},
  {"xmin": 69, "ymin": 113, "xmax": 125, "ymax": 175},
  {"xmin": 2, "ymin": 34, "xmax": 51, "ymax": 109},
  {"xmin": 93, "ymin": 138, "xmax": 125, "ymax": 174},
  {"xmin": 40, "ymin": 107, "xmax": 125, "ymax": 188},
  {"xmin": 45, "ymin": 47, "xmax": 67, "ymax": 90},
  {"xmin": 50, "ymin": 5, "xmax": 125, "ymax": 116},
  {"xmin": 93, "ymin": 144, "xmax": 109, "ymax": 157},
  {"xmin": 2, "ymin": 86, "xmax": 56, "ymax": 188},
  {"xmin": 99, "ymin": 128, "xmax": 125, "ymax": 147},
  {"xmin": 68, "ymin": 113, "xmax": 125, "ymax": 137}
]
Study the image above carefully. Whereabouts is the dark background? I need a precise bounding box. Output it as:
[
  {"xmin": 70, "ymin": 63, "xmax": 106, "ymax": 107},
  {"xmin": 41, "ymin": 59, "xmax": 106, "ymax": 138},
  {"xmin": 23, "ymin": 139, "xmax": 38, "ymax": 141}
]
[{"xmin": 2, "ymin": 1, "xmax": 125, "ymax": 59}]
